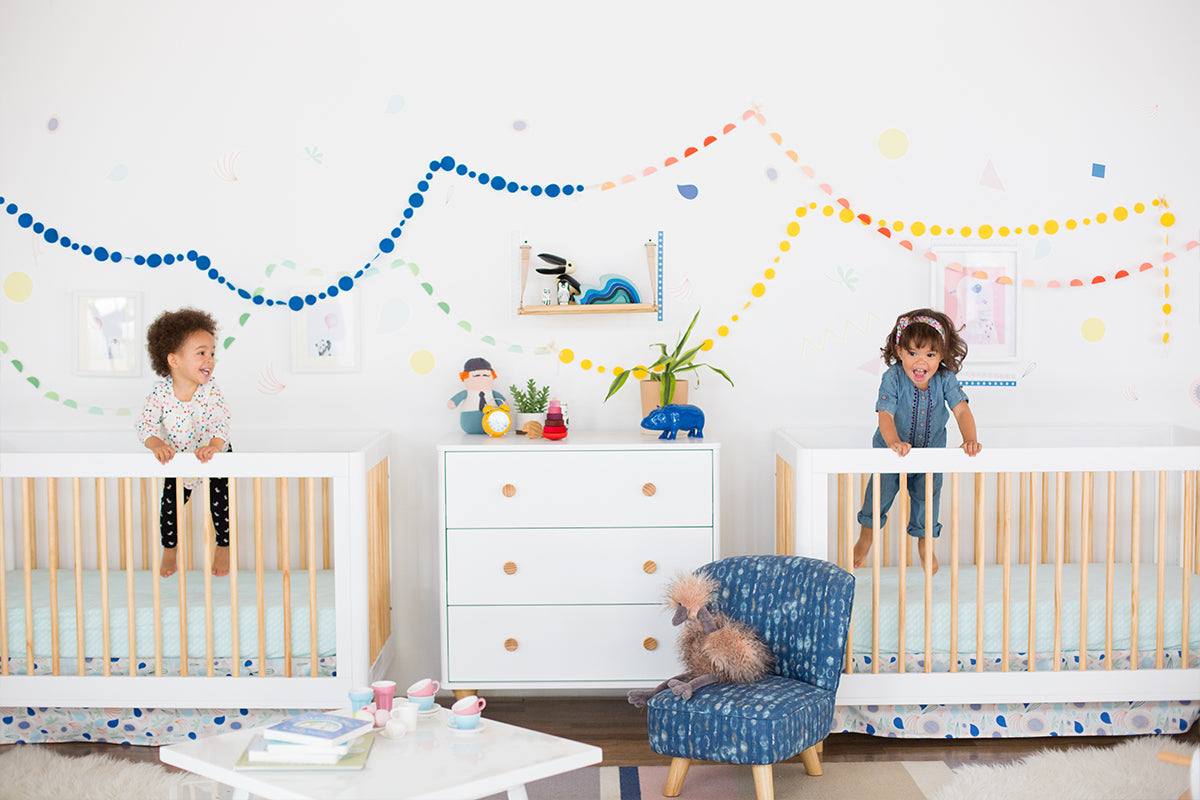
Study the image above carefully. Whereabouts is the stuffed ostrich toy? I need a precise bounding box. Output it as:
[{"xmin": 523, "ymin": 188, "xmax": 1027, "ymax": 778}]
[{"xmin": 628, "ymin": 571, "xmax": 774, "ymax": 707}]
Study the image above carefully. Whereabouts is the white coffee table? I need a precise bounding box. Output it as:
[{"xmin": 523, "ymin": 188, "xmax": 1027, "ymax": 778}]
[{"xmin": 159, "ymin": 707, "xmax": 602, "ymax": 800}]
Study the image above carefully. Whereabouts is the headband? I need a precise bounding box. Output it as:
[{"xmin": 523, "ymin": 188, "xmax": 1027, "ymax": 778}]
[{"xmin": 895, "ymin": 314, "xmax": 945, "ymax": 343}]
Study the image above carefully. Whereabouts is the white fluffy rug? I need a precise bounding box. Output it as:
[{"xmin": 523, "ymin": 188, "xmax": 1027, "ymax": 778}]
[
  {"xmin": 0, "ymin": 746, "xmax": 190, "ymax": 800},
  {"xmin": 931, "ymin": 736, "xmax": 1196, "ymax": 800}
]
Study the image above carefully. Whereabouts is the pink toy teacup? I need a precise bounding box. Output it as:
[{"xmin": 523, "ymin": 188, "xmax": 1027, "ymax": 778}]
[
  {"xmin": 371, "ymin": 679, "xmax": 397, "ymax": 712},
  {"xmin": 406, "ymin": 678, "xmax": 440, "ymax": 711},
  {"xmin": 451, "ymin": 695, "xmax": 486, "ymax": 716}
]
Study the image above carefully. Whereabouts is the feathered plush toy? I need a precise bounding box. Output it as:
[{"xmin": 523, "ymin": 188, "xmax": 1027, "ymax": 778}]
[{"xmin": 627, "ymin": 571, "xmax": 774, "ymax": 707}]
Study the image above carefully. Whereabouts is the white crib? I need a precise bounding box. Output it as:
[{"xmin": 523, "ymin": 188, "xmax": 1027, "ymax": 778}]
[
  {"xmin": 0, "ymin": 431, "xmax": 393, "ymax": 714},
  {"xmin": 774, "ymin": 425, "xmax": 1200, "ymax": 736}
]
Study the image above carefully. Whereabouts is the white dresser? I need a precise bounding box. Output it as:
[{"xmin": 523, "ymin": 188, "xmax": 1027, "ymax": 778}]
[{"xmin": 437, "ymin": 432, "xmax": 719, "ymax": 690}]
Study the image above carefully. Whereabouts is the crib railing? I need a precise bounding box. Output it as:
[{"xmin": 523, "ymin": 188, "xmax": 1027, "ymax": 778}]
[
  {"xmin": 774, "ymin": 426, "xmax": 1200, "ymax": 705},
  {"xmin": 0, "ymin": 431, "xmax": 392, "ymax": 709}
]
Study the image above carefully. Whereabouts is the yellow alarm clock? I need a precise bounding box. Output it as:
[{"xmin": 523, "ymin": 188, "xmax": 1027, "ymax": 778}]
[{"xmin": 481, "ymin": 403, "xmax": 513, "ymax": 437}]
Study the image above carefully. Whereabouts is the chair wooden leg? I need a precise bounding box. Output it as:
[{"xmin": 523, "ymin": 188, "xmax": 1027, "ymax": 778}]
[
  {"xmin": 799, "ymin": 745, "xmax": 823, "ymax": 776},
  {"xmin": 664, "ymin": 758, "xmax": 691, "ymax": 797},
  {"xmin": 816, "ymin": 740, "xmax": 824, "ymax": 755},
  {"xmin": 751, "ymin": 764, "xmax": 775, "ymax": 800}
]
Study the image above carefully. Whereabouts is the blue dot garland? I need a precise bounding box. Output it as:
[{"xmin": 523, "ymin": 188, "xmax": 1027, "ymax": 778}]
[{"xmin": 0, "ymin": 160, "xmax": 585, "ymax": 311}]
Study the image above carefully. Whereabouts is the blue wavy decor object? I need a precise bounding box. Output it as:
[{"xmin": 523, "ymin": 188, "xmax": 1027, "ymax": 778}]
[{"xmin": 580, "ymin": 275, "xmax": 641, "ymax": 305}]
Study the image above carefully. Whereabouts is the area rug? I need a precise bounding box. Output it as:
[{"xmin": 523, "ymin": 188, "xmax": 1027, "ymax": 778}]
[
  {"xmin": 931, "ymin": 736, "xmax": 1196, "ymax": 800},
  {"xmin": 480, "ymin": 761, "xmax": 950, "ymax": 799},
  {"xmin": 0, "ymin": 746, "xmax": 191, "ymax": 800}
]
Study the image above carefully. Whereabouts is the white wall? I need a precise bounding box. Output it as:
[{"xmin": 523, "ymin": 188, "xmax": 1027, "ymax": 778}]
[{"xmin": 2, "ymin": 0, "xmax": 1198, "ymax": 688}]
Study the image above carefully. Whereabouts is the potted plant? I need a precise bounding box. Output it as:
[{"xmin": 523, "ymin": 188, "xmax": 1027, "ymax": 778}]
[
  {"xmin": 509, "ymin": 378, "xmax": 551, "ymax": 432},
  {"xmin": 604, "ymin": 310, "xmax": 734, "ymax": 419}
]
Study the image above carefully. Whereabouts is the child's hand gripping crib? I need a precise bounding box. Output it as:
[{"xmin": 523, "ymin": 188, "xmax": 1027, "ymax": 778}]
[{"xmin": 774, "ymin": 425, "xmax": 1200, "ymax": 738}]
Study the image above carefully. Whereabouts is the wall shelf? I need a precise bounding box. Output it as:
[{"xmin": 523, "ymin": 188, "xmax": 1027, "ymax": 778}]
[
  {"xmin": 516, "ymin": 238, "xmax": 662, "ymax": 318},
  {"xmin": 517, "ymin": 302, "xmax": 658, "ymax": 316}
]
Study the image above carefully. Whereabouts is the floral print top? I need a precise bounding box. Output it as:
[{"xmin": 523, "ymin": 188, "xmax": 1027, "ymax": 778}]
[{"xmin": 136, "ymin": 377, "xmax": 231, "ymax": 489}]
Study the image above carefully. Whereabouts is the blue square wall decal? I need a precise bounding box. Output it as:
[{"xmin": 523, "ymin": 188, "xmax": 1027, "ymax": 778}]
[{"xmin": 1092, "ymin": 163, "xmax": 1106, "ymax": 178}]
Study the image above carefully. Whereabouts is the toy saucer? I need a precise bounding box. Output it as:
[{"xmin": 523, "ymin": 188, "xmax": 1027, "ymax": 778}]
[
  {"xmin": 446, "ymin": 716, "xmax": 486, "ymax": 734},
  {"xmin": 416, "ymin": 706, "xmax": 441, "ymax": 717}
]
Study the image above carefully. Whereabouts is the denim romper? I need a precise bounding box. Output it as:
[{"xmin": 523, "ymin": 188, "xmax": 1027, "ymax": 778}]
[{"xmin": 856, "ymin": 364, "xmax": 969, "ymax": 537}]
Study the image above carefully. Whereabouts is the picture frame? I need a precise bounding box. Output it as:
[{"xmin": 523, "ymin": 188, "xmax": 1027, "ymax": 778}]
[
  {"xmin": 931, "ymin": 245, "xmax": 1021, "ymax": 363},
  {"xmin": 290, "ymin": 290, "xmax": 360, "ymax": 372},
  {"xmin": 73, "ymin": 292, "xmax": 142, "ymax": 376}
]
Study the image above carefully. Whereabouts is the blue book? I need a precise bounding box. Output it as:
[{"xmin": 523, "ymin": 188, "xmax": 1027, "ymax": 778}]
[{"xmin": 261, "ymin": 712, "xmax": 374, "ymax": 746}]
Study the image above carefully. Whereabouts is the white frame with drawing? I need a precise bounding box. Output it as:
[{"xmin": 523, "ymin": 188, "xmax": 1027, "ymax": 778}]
[
  {"xmin": 73, "ymin": 292, "xmax": 142, "ymax": 376},
  {"xmin": 930, "ymin": 245, "xmax": 1021, "ymax": 363},
  {"xmin": 290, "ymin": 290, "xmax": 360, "ymax": 372}
]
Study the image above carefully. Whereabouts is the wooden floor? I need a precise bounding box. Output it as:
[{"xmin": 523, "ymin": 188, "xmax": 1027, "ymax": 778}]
[{"xmin": 2, "ymin": 697, "xmax": 1197, "ymax": 770}]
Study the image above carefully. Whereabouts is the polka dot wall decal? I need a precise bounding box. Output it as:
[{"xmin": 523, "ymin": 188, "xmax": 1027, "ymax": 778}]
[
  {"xmin": 765, "ymin": 167, "xmax": 779, "ymax": 181},
  {"xmin": 877, "ymin": 129, "xmax": 909, "ymax": 159},
  {"xmin": 512, "ymin": 120, "xmax": 528, "ymax": 132},
  {"xmin": 1081, "ymin": 318, "xmax": 1106, "ymax": 342},
  {"xmin": 677, "ymin": 184, "xmax": 699, "ymax": 200},
  {"xmin": 410, "ymin": 349, "xmax": 435, "ymax": 375},
  {"xmin": 3, "ymin": 272, "xmax": 33, "ymax": 302},
  {"xmin": 46, "ymin": 116, "xmax": 60, "ymax": 133}
]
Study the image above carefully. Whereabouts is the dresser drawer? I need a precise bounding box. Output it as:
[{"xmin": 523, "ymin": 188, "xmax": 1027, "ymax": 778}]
[
  {"xmin": 446, "ymin": 605, "xmax": 683, "ymax": 683},
  {"xmin": 446, "ymin": 528, "xmax": 713, "ymax": 605},
  {"xmin": 443, "ymin": 450, "xmax": 713, "ymax": 528}
]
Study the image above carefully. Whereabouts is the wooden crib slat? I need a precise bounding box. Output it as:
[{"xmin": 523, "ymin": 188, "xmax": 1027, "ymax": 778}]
[
  {"xmin": 1105, "ymin": 472, "xmax": 1115, "ymax": 670},
  {"xmin": 22, "ymin": 478, "xmax": 35, "ymax": 675},
  {"xmin": 203, "ymin": 479, "xmax": 215, "ymax": 677},
  {"xmin": 322, "ymin": 477, "xmax": 332, "ymax": 570},
  {"xmin": 24, "ymin": 477, "xmax": 37, "ymax": 571},
  {"xmin": 280, "ymin": 478, "xmax": 292, "ymax": 678},
  {"xmin": 1028, "ymin": 471, "xmax": 1038, "ymax": 672},
  {"xmin": 1182, "ymin": 471, "xmax": 1194, "ymax": 669},
  {"xmin": 1053, "ymin": 471, "xmax": 1065, "ymax": 671},
  {"xmin": 305, "ymin": 478, "xmax": 319, "ymax": 677},
  {"xmin": 73, "ymin": 478, "xmax": 84, "ymax": 676},
  {"xmin": 1079, "ymin": 472, "xmax": 1093, "ymax": 672},
  {"xmin": 1155, "ymin": 471, "xmax": 1166, "ymax": 670},
  {"xmin": 900, "ymin": 476, "xmax": 910, "ymax": 569},
  {"xmin": 1019, "ymin": 472, "xmax": 1029, "ymax": 565},
  {"xmin": 118, "ymin": 476, "xmax": 128, "ymax": 571},
  {"xmin": 1041, "ymin": 472, "xmax": 1050, "ymax": 564},
  {"xmin": 255, "ymin": 477, "xmax": 267, "ymax": 675},
  {"xmin": 1130, "ymin": 471, "xmax": 1140, "ymax": 671},
  {"xmin": 176, "ymin": 479, "xmax": 189, "ymax": 677},
  {"xmin": 96, "ymin": 478, "xmax": 111, "ymax": 677},
  {"xmin": 924, "ymin": 472, "xmax": 933, "ymax": 674},
  {"xmin": 950, "ymin": 473, "xmax": 960, "ymax": 673},
  {"xmin": 276, "ymin": 478, "xmax": 287, "ymax": 571},
  {"xmin": 370, "ymin": 459, "xmax": 392, "ymax": 671},
  {"xmin": 841, "ymin": 473, "xmax": 853, "ymax": 674},
  {"xmin": 152, "ymin": 478, "xmax": 162, "ymax": 677},
  {"xmin": 229, "ymin": 480, "xmax": 240, "ymax": 678},
  {"xmin": 0, "ymin": 478, "xmax": 8, "ymax": 676},
  {"xmin": 897, "ymin": 473, "xmax": 907, "ymax": 674},
  {"xmin": 121, "ymin": 478, "xmax": 136, "ymax": 676},
  {"xmin": 871, "ymin": 472, "xmax": 881, "ymax": 675},
  {"xmin": 141, "ymin": 478, "xmax": 151, "ymax": 571},
  {"xmin": 47, "ymin": 478, "xmax": 61, "ymax": 675},
  {"xmin": 774, "ymin": 457, "xmax": 795, "ymax": 557},
  {"xmin": 975, "ymin": 472, "xmax": 985, "ymax": 673},
  {"xmin": 1064, "ymin": 471, "xmax": 1072, "ymax": 564},
  {"xmin": 1001, "ymin": 473, "xmax": 1012, "ymax": 673}
]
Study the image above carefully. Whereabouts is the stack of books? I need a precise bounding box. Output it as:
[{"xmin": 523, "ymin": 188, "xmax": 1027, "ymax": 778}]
[{"xmin": 235, "ymin": 711, "xmax": 375, "ymax": 771}]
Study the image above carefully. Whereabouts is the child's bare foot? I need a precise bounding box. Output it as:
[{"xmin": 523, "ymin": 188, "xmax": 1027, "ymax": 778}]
[
  {"xmin": 918, "ymin": 537, "xmax": 939, "ymax": 575},
  {"xmin": 212, "ymin": 545, "xmax": 231, "ymax": 577},
  {"xmin": 160, "ymin": 547, "xmax": 178, "ymax": 578},
  {"xmin": 852, "ymin": 527, "xmax": 874, "ymax": 569}
]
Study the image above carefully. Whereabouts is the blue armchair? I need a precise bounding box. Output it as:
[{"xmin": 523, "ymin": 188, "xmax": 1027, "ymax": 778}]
[{"xmin": 644, "ymin": 555, "xmax": 855, "ymax": 800}]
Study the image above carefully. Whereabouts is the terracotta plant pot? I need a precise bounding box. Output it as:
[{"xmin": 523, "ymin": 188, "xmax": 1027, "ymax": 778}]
[{"xmin": 639, "ymin": 379, "xmax": 688, "ymax": 425}]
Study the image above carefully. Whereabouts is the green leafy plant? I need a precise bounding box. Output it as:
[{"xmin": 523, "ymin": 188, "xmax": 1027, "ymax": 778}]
[
  {"xmin": 604, "ymin": 310, "xmax": 734, "ymax": 406},
  {"xmin": 509, "ymin": 378, "xmax": 550, "ymax": 413}
]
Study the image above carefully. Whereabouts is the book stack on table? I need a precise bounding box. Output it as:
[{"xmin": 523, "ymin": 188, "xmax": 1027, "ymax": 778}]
[{"xmin": 236, "ymin": 711, "xmax": 376, "ymax": 771}]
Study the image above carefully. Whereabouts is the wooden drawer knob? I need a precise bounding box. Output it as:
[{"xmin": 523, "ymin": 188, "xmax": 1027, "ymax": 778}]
[
  {"xmin": 504, "ymin": 638, "xmax": 519, "ymax": 652},
  {"xmin": 503, "ymin": 561, "xmax": 518, "ymax": 575},
  {"xmin": 643, "ymin": 637, "xmax": 658, "ymax": 651},
  {"xmin": 502, "ymin": 484, "xmax": 517, "ymax": 498},
  {"xmin": 642, "ymin": 482, "xmax": 657, "ymax": 497},
  {"xmin": 643, "ymin": 560, "xmax": 658, "ymax": 574}
]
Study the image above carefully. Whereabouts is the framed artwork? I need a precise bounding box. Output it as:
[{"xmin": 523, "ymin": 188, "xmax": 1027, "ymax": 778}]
[
  {"xmin": 73, "ymin": 292, "xmax": 142, "ymax": 376},
  {"xmin": 931, "ymin": 246, "xmax": 1021, "ymax": 363},
  {"xmin": 290, "ymin": 290, "xmax": 360, "ymax": 372}
]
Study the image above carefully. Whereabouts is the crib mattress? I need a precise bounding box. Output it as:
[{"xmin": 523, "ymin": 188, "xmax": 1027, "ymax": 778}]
[
  {"xmin": 851, "ymin": 562, "xmax": 1200, "ymax": 656},
  {"xmin": 3, "ymin": 569, "xmax": 336, "ymax": 660}
]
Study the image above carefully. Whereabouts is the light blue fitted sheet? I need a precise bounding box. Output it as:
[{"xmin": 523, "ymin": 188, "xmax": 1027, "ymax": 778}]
[
  {"xmin": 851, "ymin": 562, "xmax": 1200, "ymax": 655},
  {"xmin": 4, "ymin": 569, "xmax": 336, "ymax": 659}
]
